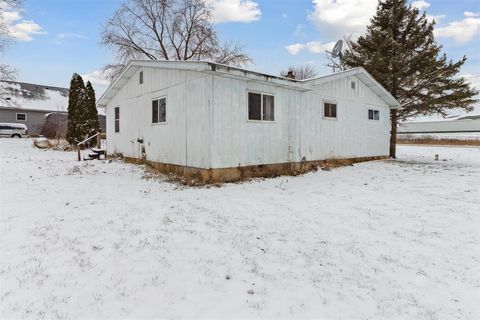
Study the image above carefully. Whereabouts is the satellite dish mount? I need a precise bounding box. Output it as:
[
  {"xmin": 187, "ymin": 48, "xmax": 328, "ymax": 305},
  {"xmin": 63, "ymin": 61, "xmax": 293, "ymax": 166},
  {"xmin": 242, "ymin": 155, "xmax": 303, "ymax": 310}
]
[{"xmin": 326, "ymin": 40, "xmax": 344, "ymax": 72}]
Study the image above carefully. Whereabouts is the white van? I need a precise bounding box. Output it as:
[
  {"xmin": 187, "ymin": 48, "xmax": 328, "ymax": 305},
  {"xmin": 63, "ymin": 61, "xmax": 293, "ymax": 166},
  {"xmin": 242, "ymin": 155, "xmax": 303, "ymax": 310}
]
[{"xmin": 0, "ymin": 123, "xmax": 29, "ymax": 138}]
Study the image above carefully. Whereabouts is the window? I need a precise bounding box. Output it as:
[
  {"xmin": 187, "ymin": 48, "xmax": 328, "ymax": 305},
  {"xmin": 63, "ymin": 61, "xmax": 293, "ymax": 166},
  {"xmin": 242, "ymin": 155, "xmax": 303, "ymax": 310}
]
[
  {"xmin": 263, "ymin": 95, "xmax": 274, "ymax": 121},
  {"xmin": 114, "ymin": 107, "xmax": 120, "ymax": 132},
  {"xmin": 368, "ymin": 109, "xmax": 380, "ymax": 120},
  {"xmin": 351, "ymin": 81, "xmax": 356, "ymax": 90},
  {"xmin": 16, "ymin": 113, "xmax": 26, "ymax": 121},
  {"xmin": 152, "ymin": 97, "xmax": 166, "ymax": 123},
  {"xmin": 248, "ymin": 93, "xmax": 261, "ymax": 120},
  {"xmin": 139, "ymin": 71, "xmax": 144, "ymax": 84},
  {"xmin": 248, "ymin": 92, "xmax": 274, "ymax": 121},
  {"xmin": 324, "ymin": 102, "xmax": 337, "ymax": 118}
]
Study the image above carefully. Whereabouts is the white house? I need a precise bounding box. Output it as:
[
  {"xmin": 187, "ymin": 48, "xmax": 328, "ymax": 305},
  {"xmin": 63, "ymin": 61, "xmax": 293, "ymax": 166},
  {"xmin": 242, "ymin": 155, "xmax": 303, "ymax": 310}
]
[{"xmin": 98, "ymin": 60, "xmax": 399, "ymax": 182}]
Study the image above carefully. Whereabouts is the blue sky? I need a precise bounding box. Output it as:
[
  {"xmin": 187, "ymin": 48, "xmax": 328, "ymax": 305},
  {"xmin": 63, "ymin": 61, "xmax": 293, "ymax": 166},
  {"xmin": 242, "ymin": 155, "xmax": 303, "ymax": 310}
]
[{"xmin": 2, "ymin": 0, "xmax": 480, "ymax": 96}]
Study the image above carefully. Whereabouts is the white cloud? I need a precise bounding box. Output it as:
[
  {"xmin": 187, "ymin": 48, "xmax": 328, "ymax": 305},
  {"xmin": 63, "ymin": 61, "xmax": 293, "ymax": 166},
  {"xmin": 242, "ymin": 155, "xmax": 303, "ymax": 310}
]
[
  {"xmin": 285, "ymin": 43, "xmax": 306, "ymax": 55},
  {"xmin": 293, "ymin": 24, "xmax": 307, "ymax": 38},
  {"xmin": 285, "ymin": 41, "xmax": 336, "ymax": 55},
  {"xmin": 209, "ymin": 0, "xmax": 261, "ymax": 23},
  {"xmin": 81, "ymin": 70, "xmax": 110, "ymax": 87},
  {"xmin": 308, "ymin": 0, "xmax": 378, "ymax": 37},
  {"xmin": 304, "ymin": 41, "xmax": 337, "ymax": 53},
  {"xmin": 0, "ymin": 7, "xmax": 45, "ymax": 41},
  {"xmin": 55, "ymin": 33, "xmax": 89, "ymax": 44},
  {"xmin": 410, "ymin": 1, "xmax": 443, "ymax": 23},
  {"xmin": 411, "ymin": 0, "xmax": 430, "ymax": 10},
  {"xmin": 464, "ymin": 11, "xmax": 480, "ymax": 17},
  {"xmin": 426, "ymin": 14, "xmax": 445, "ymax": 23},
  {"xmin": 435, "ymin": 12, "xmax": 480, "ymax": 43},
  {"xmin": 7, "ymin": 19, "xmax": 44, "ymax": 41}
]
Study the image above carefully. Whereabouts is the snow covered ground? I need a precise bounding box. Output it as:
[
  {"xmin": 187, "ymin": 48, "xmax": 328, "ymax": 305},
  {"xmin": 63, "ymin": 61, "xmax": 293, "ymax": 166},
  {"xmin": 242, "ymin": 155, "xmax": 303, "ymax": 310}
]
[{"xmin": 1, "ymin": 139, "xmax": 479, "ymax": 319}]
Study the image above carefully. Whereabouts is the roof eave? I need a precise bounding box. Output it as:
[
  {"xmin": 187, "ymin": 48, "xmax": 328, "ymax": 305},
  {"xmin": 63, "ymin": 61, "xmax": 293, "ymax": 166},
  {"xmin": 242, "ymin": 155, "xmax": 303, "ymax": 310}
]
[
  {"xmin": 97, "ymin": 62, "xmax": 136, "ymax": 108},
  {"xmin": 97, "ymin": 61, "xmax": 401, "ymax": 109},
  {"xmin": 97, "ymin": 60, "xmax": 214, "ymax": 107},
  {"xmin": 304, "ymin": 68, "xmax": 400, "ymax": 108},
  {"xmin": 203, "ymin": 67, "xmax": 309, "ymax": 91},
  {"xmin": 356, "ymin": 70, "xmax": 400, "ymax": 108}
]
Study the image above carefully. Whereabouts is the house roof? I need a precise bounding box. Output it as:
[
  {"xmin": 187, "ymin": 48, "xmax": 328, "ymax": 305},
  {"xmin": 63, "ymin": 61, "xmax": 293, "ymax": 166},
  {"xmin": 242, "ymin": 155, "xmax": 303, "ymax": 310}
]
[
  {"xmin": 0, "ymin": 106, "xmax": 68, "ymax": 114},
  {"xmin": 402, "ymin": 113, "xmax": 480, "ymax": 124},
  {"xmin": 97, "ymin": 60, "xmax": 400, "ymax": 108},
  {"xmin": 0, "ymin": 80, "xmax": 69, "ymax": 112},
  {"xmin": 1, "ymin": 80, "xmax": 107, "ymax": 115}
]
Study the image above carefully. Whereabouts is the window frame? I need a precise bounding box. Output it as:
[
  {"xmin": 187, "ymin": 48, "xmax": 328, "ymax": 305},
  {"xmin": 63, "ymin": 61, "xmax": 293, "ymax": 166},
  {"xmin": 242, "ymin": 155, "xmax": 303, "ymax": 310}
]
[
  {"xmin": 368, "ymin": 108, "xmax": 380, "ymax": 121},
  {"xmin": 151, "ymin": 96, "xmax": 167, "ymax": 125},
  {"xmin": 114, "ymin": 106, "xmax": 120, "ymax": 133},
  {"xmin": 246, "ymin": 91, "xmax": 275, "ymax": 123},
  {"xmin": 139, "ymin": 71, "xmax": 144, "ymax": 85},
  {"xmin": 16, "ymin": 113, "xmax": 27, "ymax": 121},
  {"xmin": 323, "ymin": 100, "xmax": 338, "ymax": 120}
]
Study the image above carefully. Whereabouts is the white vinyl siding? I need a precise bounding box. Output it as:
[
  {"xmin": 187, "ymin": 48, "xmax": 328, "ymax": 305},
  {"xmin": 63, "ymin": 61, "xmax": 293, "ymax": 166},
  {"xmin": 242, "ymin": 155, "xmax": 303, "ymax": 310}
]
[
  {"xmin": 106, "ymin": 68, "xmax": 210, "ymax": 168},
  {"xmin": 106, "ymin": 67, "xmax": 391, "ymax": 170}
]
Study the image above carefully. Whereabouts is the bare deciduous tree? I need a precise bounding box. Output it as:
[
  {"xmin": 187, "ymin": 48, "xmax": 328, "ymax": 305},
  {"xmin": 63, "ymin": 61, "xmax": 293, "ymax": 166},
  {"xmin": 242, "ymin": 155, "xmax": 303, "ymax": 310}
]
[
  {"xmin": 0, "ymin": 0, "xmax": 22, "ymax": 81},
  {"xmin": 0, "ymin": 64, "xmax": 15, "ymax": 79},
  {"xmin": 101, "ymin": 0, "xmax": 252, "ymax": 82},
  {"xmin": 0, "ymin": 0, "xmax": 20, "ymax": 48},
  {"xmin": 280, "ymin": 64, "xmax": 318, "ymax": 80}
]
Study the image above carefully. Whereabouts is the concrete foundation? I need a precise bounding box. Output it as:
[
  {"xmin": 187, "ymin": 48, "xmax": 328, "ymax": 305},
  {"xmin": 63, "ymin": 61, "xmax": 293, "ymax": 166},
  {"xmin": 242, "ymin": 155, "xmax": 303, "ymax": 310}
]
[{"xmin": 130, "ymin": 156, "xmax": 390, "ymax": 184}]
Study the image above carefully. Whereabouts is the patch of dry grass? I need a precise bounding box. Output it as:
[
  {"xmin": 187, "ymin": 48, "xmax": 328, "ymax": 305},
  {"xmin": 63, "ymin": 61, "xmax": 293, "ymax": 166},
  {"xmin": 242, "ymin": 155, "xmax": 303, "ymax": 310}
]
[{"xmin": 398, "ymin": 138, "xmax": 480, "ymax": 146}]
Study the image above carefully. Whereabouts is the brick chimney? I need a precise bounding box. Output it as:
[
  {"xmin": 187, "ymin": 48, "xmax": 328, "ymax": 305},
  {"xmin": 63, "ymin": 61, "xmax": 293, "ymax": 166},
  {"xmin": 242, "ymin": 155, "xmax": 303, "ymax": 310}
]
[{"xmin": 285, "ymin": 70, "xmax": 295, "ymax": 79}]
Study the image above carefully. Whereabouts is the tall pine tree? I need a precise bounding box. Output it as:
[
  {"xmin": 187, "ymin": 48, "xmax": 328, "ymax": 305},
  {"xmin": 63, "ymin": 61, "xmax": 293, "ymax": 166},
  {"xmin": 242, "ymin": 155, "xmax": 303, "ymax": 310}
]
[
  {"xmin": 66, "ymin": 73, "xmax": 86, "ymax": 144},
  {"xmin": 82, "ymin": 81, "xmax": 101, "ymax": 139},
  {"xmin": 342, "ymin": 0, "xmax": 478, "ymax": 158},
  {"xmin": 66, "ymin": 75, "xmax": 101, "ymax": 145}
]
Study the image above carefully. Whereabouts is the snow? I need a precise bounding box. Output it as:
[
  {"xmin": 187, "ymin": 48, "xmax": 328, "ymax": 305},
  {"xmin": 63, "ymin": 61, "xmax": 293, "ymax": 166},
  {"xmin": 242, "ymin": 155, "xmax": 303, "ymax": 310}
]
[
  {"xmin": 0, "ymin": 139, "xmax": 479, "ymax": 319},
  {"xmin": 404, "ymin": 114, "xmax": 480, "ymax": 123},
  {"xmin": 0, "ymin": 81, "xmax": 105, "ymax": 115},
  {"xmin": 0, "ymin": 81, "xmax": 69, "ymax": 112},
  {"xmin": 406, "ymin": 112, "xmax": 480, "ymax": 122}
]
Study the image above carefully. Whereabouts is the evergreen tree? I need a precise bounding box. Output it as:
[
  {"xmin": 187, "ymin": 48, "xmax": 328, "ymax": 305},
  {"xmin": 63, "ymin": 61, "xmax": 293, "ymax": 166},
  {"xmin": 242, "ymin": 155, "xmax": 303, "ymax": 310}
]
[
  {"xmin": 342, "ymin": 0, "xmax": 478, "ymax": 158},
  {"xmin": 82, "ymin": 81, "xmax": 101, "ymax": 140},
  {"xmin": 66, "ymin": 73, "xmax": 86, "ymax": 144},
  {"xmin": 76, "ymin": 88, "xmax": 89, "ymax": 140}
]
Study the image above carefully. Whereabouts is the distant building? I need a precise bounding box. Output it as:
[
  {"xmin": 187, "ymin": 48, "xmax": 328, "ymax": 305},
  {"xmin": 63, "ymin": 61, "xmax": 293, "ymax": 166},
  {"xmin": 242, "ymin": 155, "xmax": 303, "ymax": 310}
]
[
  {"xmin": 399, "ymin": 114, "xmax": 480, "ymax": 134},
  {"xmin": 0, "ymin": 80, "xmax": 105, "ymax": 137}
]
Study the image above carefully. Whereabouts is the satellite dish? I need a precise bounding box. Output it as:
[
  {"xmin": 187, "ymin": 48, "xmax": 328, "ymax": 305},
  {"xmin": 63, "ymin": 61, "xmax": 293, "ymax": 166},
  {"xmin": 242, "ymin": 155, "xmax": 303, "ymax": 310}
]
[
  {"xmin": 326, "ymin": 39, "xmax": 344, "ymax": 73},
  {"xmin": 331, "ymin": 40, "xmax": 343, "ymax": 58}
]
